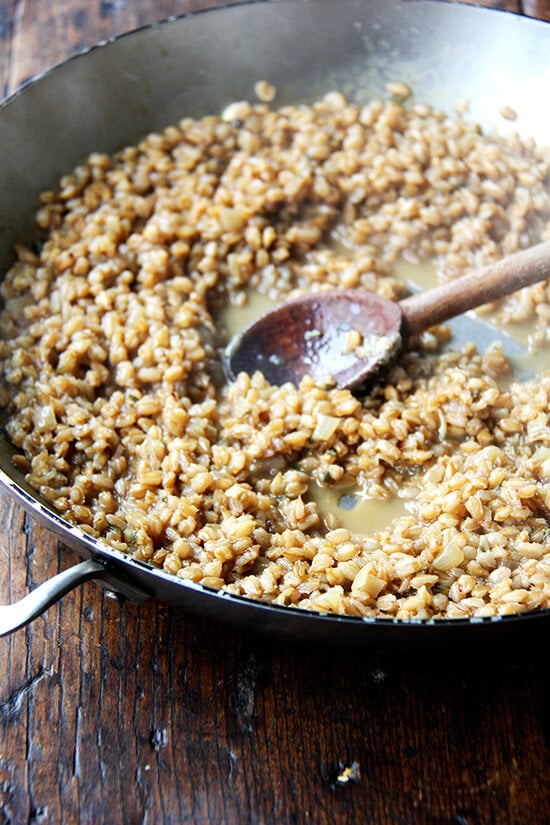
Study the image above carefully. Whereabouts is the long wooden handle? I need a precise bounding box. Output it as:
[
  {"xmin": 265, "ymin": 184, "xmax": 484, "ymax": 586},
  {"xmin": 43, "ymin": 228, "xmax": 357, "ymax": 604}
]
[{"xmin": 398, "ymin": 241, "xmax": 550, "ymax": 336}]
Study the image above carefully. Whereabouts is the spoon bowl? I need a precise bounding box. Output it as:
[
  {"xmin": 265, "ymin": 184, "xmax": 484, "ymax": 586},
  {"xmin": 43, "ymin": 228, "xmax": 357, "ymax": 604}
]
[
  {"xmin": 225, "ymin": 289, "xmax": 403, "ymax": 388},
  {"xmin": 225, "ymin": 241, "xmax": 550, "ymax": 390}
]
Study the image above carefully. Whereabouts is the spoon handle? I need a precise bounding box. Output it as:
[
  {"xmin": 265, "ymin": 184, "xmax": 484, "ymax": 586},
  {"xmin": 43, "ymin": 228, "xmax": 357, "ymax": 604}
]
[{"xmin": 398, "ymin": 240, "xmax": 550, "ymax": 337}]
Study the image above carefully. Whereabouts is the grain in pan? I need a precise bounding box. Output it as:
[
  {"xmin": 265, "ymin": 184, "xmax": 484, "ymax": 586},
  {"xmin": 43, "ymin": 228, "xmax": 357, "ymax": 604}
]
[{"xmin": 0, "ymin": 90, "xmax": 549, "ymax": 619}]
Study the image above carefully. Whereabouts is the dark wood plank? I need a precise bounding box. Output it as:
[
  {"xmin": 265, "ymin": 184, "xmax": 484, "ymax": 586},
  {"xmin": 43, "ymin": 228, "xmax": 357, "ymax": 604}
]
[
  {"xmin": 459, "ymin": 0, "xmax": 550, "ymax": 17},
  {"xmin": 6, "ymin": 0, "xmax": 244, "ymax": 92},
  {"xmin": 1, "ymin": 2, "xmax": 550, "ymax": 824},
  {"xmin": 523, "ymin": 0, "xmax": 550, "ymax": 18},
  {"xmin": 465, "ymin": 0, "xmax": 520, "ymax": 9},
  {"xmin": 0, "ymin": 0, "xmax": 16, "ymax": 97}
]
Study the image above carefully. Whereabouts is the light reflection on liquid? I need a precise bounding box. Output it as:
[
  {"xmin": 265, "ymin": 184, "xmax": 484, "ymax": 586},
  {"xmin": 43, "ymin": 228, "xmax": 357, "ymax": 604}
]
[{"xmin": 307, "ymin": 481, "xmax": 414, "ymax": 536}]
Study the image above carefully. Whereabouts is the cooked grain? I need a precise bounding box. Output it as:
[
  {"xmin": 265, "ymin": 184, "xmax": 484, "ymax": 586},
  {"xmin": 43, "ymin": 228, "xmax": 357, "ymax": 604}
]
[{"xmin": 1, "ymin": 91, "xmax": 549, "ymax": 619}]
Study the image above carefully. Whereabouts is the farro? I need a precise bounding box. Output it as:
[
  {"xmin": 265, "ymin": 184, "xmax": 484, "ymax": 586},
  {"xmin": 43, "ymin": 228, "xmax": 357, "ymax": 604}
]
[{"xmin": 1, "ymin": 91, "xmax": 549, "ymax": 619}]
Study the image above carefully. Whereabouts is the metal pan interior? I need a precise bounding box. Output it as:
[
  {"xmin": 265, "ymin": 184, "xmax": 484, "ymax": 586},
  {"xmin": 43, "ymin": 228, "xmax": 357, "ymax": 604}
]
[{"xmin": 0, "ymin": 0, "xmax": 549, "ymax": 643}]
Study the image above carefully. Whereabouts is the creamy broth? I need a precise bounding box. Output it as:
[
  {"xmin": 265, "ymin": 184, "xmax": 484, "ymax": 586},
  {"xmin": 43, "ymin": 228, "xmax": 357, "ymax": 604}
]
[
  {"xmin": 472, "ymin": 309, "xmax": 533, "ymax": 350},
  {"xmin": 505, "ymin": 348, "xmax": 545, "ymax": 384},
  {"xmin": 392, "ymin": 258, "xmax": 439, "ymax": 291},
  {"xmin": 217, "ymin": 292, "xmax": 278, "ymax": 340},
  {"xmin": 308, "ymin": 481, "xmax": 414, "ymax": 535}
]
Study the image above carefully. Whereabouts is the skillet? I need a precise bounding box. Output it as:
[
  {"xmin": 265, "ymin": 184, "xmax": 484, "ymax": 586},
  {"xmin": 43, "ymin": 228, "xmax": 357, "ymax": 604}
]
[{"xmin": 1, "ymin": 0, "xmax": 549, "ymax": 644}]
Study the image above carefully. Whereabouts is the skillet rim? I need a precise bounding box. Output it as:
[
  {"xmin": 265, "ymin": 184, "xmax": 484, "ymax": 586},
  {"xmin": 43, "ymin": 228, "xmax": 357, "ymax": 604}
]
[{"xmin": 1, "ymin": 0, "xmax": 549, "ymax": 637}]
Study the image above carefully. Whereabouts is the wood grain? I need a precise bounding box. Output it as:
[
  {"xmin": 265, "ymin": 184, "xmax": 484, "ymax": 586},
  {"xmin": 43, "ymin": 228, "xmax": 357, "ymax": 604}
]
[
  {"xmin": 523, "ymin": 0, "xmax": 550, "ymax": 19},
  {"xmin": 4, "ymin": 0, "xmax": 243, "ymax": 92},
  {"xmin": 1, "ymin": 2, "xmax": 550, "ymax": 825}
]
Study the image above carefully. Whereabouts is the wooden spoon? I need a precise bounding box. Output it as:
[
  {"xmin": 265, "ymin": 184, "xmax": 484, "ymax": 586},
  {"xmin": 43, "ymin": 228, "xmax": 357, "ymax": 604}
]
[{"xmin": 225, "ymin": 241, "xmax": 550, "ymax": 390}]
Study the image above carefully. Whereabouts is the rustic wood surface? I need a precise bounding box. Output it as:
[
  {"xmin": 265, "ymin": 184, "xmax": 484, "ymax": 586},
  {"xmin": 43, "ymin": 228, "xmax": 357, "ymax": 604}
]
[{"xmin": 1, "ymin": 2, "xmax": 549, "ymax": 824}]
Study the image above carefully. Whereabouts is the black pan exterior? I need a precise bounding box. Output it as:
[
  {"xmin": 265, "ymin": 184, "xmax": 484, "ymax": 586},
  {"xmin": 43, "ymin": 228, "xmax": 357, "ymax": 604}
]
[{"xmin": 1, "ymin": 0, "xmax": 549, "ymax": 643}]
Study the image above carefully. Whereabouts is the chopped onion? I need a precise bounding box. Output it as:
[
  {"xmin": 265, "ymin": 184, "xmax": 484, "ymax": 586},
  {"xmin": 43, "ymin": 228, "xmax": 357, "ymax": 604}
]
[
  {"xmin": 351, "ymin": 566, "xmax": 386, "ymax": 597},
  {"xmin": 311, "ymin": 414, "xmax": 339, "ymax": 442},
  {"xmin": 431, "ymin": 542, "xmax": 464, "ymax": 572}
]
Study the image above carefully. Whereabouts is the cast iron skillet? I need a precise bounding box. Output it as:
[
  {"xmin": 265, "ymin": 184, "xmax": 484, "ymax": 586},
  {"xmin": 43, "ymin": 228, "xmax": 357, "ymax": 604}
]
[{"xmin": 1, "ymin": 0, "xmax": 549, "ymax": 644}]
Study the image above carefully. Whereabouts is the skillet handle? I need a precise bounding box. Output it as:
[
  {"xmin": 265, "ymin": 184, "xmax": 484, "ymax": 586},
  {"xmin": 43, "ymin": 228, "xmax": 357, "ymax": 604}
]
[{"xmin": 0, "ymin": 558, "xmax": 150, "ymax": 637}]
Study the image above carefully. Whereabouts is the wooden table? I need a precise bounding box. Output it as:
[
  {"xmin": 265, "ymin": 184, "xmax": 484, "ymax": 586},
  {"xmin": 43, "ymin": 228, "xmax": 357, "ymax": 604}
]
[{"xmin": 1, "ymin": 2, "xmax": 549, "ymax": 823}]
